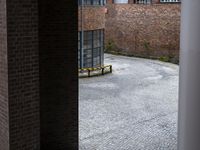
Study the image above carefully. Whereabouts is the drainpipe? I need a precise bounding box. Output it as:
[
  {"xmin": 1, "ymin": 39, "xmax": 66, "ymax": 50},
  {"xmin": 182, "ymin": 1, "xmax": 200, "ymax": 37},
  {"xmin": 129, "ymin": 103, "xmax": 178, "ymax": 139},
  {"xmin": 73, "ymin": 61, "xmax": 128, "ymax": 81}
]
[
  {"xmin": 178, "ymin": 0, "xmax": 200, "ymax": 150},
  {"xmin": 80, "ymin": 0, "xmax": 84, "ymax": 69}
]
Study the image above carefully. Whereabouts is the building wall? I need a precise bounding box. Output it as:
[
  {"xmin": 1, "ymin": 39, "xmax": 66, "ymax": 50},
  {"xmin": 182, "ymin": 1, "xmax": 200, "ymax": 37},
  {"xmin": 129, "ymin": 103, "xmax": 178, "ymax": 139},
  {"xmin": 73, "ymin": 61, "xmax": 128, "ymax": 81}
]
[
  {"xmin": 6, "ymin": 0, "xmax": 41, "ymax": 149},
  {"xmin": 152, "ymin": 0, "xmax": 160, "ymax": 4},
  {"xmin": 78, "ymin": 6, "xmax": 105, "ymax": 31},
  {"xmin": 78, "ymin": 5, "xmax": 106, "ymax": 68},
  {"xmin": 105, "ymin": 4, "xmax": 181, "ymax": 62},
  {"xmin": 0, "ymin": 0, "xmax": 9, "ymax": 149},
  {"xmin": 0, "ymin": 0, "xmax": 78, "ymax": 149},
  {"xmin": 0, "ymin": 0, "xmax": 40, "ymax": 149},
  {"xmin": 107, "ymin": 0, "xmax": 113, "ymax": 4},
  {"xmin": 108, "ymin": 0, "xmax": 160, "ymax": 4}
]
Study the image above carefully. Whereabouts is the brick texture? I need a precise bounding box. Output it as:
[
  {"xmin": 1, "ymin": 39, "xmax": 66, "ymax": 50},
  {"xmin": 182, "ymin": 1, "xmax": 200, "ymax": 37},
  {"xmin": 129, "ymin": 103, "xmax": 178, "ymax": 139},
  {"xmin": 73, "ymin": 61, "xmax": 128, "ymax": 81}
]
[
  {"xmin": 0, "ymin": 0, "xmax": 9, "ymax": 149},
  {"xmin": 108, "ymin": 0, "xmax": 160, "ymax": 4},
  {"xmin": 6, "ymin": 0, "xmax": 40, "ymax": 149},
  {"xmin": 128, "ymin": 0, "xmax": 134, "ymax": 3},
  {"xmin": 78, "ymin": 6, "xmax": 105, "ymax": 31},
  {"xmin": 107, "ymin": 0, "xmax": 113, "ymax": 4},
  {"xmin": 105, "ymin": 4, "xmax": 181, "ymax": 62},
  {"xmin": 152, "ymin": 0, "xmax": 160, "ymax": 4},
  {"xmin": 0, "ymin": 0, "xmax": 78, "ymax": 149},
  {"xmin": 39, "ymin": 0, "xmax": 78, "ymax": 149}
]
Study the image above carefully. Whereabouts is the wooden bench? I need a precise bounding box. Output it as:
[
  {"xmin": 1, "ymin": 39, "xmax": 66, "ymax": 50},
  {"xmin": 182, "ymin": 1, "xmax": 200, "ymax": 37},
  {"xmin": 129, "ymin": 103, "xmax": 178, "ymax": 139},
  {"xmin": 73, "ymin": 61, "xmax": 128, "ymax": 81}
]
[{"xmin": 79, "ymin": 65, "xmax": 112, "ymax": 77}]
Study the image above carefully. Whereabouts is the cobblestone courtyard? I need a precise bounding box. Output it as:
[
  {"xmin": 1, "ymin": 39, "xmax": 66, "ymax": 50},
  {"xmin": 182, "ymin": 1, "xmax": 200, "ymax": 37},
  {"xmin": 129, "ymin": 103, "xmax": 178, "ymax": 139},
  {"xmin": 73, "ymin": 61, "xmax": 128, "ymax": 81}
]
[{"xmin": 79, "ymin": 54, "xmax": 179, "ymax": 150}]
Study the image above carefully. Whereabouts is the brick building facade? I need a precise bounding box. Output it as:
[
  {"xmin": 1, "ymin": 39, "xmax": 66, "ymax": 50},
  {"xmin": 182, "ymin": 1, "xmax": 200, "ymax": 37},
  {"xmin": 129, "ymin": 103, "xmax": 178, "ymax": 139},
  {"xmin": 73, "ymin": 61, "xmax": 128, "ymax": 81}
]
[
  {"xmin": 78, "ymin": 1, "xmax": 106, "ymax": 68},
  {"xmin": 105, "ymin": 3, "xmax": 181, "ymax": 63}
]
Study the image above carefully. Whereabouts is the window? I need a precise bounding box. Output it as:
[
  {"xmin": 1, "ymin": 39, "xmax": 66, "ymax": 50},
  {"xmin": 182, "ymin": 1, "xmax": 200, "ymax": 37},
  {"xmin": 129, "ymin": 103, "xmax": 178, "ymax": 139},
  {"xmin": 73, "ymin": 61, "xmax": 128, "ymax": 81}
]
[
  {"xmin": 135, "ymin": 0, "xmax": 152, "ymax": 4},
  {"xmin": 83, "ymin": 31, "xmax": 93, "ymax": 68},
  {"xmin": 114, "ymin": 0, "xmax": 128, "ymax": 3},
  {"xmin": 78, "ymin": 0, "xmax": 106, "ymax": 5},
  {"xmin": 78, "ymin": 29, "xmax": 104, "ymax": 68},
  {"xmin": 160, "ymin": 0, "xmax": 181, "ymax": 2},
  {"xmin": 78, "ymin": 32, "xmax": 81, "ymax": 68}
]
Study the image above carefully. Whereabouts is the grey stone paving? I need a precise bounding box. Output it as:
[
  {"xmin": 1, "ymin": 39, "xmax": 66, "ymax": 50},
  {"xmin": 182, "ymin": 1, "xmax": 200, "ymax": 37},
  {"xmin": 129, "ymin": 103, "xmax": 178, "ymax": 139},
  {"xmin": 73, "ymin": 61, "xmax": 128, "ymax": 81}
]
[{"xmin": 79, "ymin": 54, "xmax": 179, "ymax": 150}]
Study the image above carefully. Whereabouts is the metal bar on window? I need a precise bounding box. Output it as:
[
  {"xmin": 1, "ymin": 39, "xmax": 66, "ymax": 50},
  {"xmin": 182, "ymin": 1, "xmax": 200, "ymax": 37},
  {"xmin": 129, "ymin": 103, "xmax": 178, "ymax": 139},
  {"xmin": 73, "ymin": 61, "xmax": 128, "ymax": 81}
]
[
  {"xmin": 92, "ymin": 30, "xmax": 94, "ymax": 68},
  {"xmin": 102, "ymin": 29, "xmax": 105, "ymax": 66},
  {"xmin": 80, "ymin": 0, "xmax": 84, "ymax": 69}
]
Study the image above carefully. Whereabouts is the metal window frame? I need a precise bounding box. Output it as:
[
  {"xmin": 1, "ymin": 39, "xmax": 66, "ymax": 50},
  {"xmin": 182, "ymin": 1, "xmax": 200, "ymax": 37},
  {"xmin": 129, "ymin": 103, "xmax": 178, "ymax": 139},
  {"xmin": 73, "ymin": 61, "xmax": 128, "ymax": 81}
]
[
  {"xmin": 78, "ymin": 0, "xmax": 106, "ymax": 6},
  {"xmin": 135, "ymin": 0, "xmax": 152, "ymax": 4},
  {"xmin": 160, "ymin": 0, "xmax": 181, "ymax": 2},
  {"xmin": 78, "ymin": 29, "xmax": 104, "ymax": 68}
]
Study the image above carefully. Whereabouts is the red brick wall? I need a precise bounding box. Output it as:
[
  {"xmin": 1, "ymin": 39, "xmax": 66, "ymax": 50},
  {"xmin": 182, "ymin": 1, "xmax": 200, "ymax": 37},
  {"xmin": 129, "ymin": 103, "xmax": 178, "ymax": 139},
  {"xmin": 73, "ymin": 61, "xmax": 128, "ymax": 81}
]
[
  {"xmin": 152, "ymin": 0, "xmax": 160, "ymax": 4},
  {"xmin": 105, "ymin": 4, "xmax": 181, "ymax": 62},
  {"xmin": 107, "ymin": 0, "xmax": 113, "ymax": 4},
  {"xmin": 128, "ymin": 0, "xmax": 134, "ymax": 4},
  {"xmin": 108, "ymin": 0, "xmax": 160, "ymax": 4},
  {"xmin": 78, "ymin": 6, "xmax": 105, "ymax": 31}
]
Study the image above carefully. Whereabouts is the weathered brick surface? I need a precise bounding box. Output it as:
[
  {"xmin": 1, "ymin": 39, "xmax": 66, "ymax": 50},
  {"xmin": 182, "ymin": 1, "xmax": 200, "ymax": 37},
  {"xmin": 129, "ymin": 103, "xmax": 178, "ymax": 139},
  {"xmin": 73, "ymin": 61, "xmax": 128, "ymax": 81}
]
[
  {"xmin": 39, "ymin": 0, "xmax": 78, "ymax": 149},
  {"xmin": 107, "ymin": 0, "xmax": 113, "ymax": 4},
  {"xmin": 105, "ymin": 4, "xmax": 180, "ymax": 61},
  {"xmin": 6, "ymin": 0, "xmax": 40, "ymax": 149},
  {"xmin": 78, "ymin": 6, "xmax": 105, "ymax": 31},
  {"xmin": 0, "ymin": 1, "xmax": 41, "ymax": 149},
  {"xmin": 108, "ymin": 0, "xmax": 160, "ymax": 4},
  {"xmin": 0, "ymin": 0, "xmax": 78, "ymax": 149},
  {"xmin": 0, "ymin": 0, "xmax": 9, "ymax": 150},
  {"xmin": 152, "ymin": 0, "xmax": 160, "ymax": 4}
]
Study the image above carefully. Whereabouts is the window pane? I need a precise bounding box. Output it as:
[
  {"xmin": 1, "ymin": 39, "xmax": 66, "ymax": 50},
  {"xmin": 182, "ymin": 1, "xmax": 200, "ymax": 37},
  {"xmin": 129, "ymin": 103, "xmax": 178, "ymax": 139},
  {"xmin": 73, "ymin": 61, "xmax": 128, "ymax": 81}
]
[{"xmin": 78, "ymin": 29, "xmax": 104, "ymax": 68}]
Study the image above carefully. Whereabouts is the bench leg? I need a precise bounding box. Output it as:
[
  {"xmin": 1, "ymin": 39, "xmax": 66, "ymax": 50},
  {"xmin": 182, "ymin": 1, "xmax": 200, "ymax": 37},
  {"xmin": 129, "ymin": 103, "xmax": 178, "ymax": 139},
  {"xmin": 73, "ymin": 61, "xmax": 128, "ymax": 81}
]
[{"xmin": 102, "ymin": 68, "xmax": 104, "ymax": 75}]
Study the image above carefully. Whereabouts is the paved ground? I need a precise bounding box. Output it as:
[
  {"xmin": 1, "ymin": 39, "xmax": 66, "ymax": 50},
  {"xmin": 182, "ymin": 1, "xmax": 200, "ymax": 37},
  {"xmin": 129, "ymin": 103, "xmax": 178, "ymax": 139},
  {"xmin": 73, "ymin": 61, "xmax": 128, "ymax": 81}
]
[{"xmin": 79, "ymin": 54, "xmax": 179, "ymax": 150}]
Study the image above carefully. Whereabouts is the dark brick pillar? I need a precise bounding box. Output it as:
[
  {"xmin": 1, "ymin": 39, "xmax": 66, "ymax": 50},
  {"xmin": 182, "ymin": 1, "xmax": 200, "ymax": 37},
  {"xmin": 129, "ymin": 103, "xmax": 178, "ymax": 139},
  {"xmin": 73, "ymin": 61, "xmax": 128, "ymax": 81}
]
[
  {"xmin": 39, "ymin": 0, "xmax": 78, "ymax": 150},
  {"xmin": 1, "ymin": 0, "xmax": 40, "ymax": 150},
  {"xmin": 0, "ymin": 0, "xmax": 78, "ymax": 149},
  {"xmin": 7, "ymin": 1, "xmax": 41, "ymax": 149},
  {"xmin": 0, "ymin": 0, "xmax": 41, "ymax": 149}
]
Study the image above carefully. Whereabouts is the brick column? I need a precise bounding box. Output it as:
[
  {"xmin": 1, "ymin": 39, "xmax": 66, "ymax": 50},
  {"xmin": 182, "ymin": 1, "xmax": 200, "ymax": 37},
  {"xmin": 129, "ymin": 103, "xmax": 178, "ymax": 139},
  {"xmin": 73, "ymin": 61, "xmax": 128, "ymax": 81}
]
[
  {"xmin": 0, "ymin": 0, "xmax": 78, "ymax": 149},
  {"xmin": 0, "ymin": 0, "xmax": 40, "ymax": 149}
]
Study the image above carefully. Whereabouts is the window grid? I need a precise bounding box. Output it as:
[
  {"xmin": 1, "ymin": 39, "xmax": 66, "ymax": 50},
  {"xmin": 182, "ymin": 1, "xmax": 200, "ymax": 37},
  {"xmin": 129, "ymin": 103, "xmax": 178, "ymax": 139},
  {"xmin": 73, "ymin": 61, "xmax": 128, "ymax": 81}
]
[
  {"xmin": 78, "ymin": 0, "xmax": 106, "ymax": 6},
  {"xmin": 78, "ymin": 29, "xmax": 104, "ymax": 69},
  {"xmin": 160, "ymin": 0, "xmax": 181, "ymax": 2},
  {"xmin": 78, "ymin": 32, "xmax": 81, "ymax": 68},
  {"xmin": 135, "ymin": 0, "xmax": 152, "ymax": 4}
]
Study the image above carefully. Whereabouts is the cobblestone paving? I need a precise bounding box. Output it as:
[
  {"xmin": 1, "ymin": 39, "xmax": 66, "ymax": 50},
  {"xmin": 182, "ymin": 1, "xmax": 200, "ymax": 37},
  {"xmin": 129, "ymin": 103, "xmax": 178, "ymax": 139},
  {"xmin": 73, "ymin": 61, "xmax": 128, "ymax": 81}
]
[{"xmin": 79, "ymin": 54, "xmax": 179, "ymax": 150}]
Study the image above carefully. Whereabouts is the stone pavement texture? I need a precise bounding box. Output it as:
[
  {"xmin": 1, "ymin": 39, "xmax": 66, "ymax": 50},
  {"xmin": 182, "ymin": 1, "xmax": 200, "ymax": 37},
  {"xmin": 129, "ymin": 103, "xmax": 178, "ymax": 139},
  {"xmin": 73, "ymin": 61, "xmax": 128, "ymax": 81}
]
[{"xmin": 79, "ymin": 54, "xmax": 179, "ymax": 150}]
